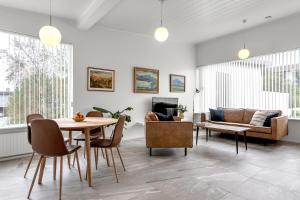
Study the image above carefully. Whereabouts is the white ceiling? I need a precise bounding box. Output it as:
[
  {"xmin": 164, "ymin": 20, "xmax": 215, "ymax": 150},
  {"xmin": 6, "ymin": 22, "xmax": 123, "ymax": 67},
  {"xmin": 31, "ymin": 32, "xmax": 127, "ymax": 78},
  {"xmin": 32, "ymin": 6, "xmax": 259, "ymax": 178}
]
[{"xmin": 1, "ymin": 0, "xmax": 300, "ymax": 44}]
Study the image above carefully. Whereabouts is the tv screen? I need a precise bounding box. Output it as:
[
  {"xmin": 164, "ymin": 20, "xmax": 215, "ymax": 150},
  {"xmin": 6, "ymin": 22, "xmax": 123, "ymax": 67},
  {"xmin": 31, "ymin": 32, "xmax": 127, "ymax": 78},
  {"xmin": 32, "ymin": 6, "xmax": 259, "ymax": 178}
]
[{"xmin": 152, "ymin": 97, "xmax": 178, "ymax": 116}]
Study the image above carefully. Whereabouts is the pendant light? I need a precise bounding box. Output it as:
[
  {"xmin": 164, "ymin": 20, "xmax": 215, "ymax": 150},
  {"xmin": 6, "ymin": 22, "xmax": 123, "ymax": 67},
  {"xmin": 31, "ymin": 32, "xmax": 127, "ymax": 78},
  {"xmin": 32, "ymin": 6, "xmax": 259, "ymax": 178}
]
[
  {"xmin": 154, "ymin": 0, "xmax": 169, "ymax": 42},
  {"xmin": 39, "ymin": 0, "xmax": 62, "ymax": 47},
  {"xmin": 238, "ymin": 19, "xmax": 250, "ymax": 60}
]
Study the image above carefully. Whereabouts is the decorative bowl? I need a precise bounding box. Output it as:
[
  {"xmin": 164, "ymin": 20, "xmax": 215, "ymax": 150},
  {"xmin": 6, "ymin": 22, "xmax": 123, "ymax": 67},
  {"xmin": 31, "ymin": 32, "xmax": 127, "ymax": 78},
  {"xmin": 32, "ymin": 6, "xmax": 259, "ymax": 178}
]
[{"xmin": 72, "ymin": 117, "xmax": 85, "ymax": 122}]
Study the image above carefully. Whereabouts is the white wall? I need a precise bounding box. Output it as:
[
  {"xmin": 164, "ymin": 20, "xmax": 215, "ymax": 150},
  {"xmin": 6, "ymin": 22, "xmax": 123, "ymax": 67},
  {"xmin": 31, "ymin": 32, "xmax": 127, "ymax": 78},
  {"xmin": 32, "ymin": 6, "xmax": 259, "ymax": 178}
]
[
  {"xmin": 0, "ymin": 6, "xmax": 196, "ymax": 127},
  {"xmin": 195, "ymin": 13, "xmax": 300, "ymax": 143}
]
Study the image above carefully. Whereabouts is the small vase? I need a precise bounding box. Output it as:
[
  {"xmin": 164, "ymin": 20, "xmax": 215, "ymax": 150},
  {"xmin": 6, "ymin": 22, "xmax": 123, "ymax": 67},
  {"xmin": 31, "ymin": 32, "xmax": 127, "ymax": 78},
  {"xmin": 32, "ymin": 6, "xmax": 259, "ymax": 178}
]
[{"xmin": 179, "ymin": 112, "xmax": 184, "ymax": 119}]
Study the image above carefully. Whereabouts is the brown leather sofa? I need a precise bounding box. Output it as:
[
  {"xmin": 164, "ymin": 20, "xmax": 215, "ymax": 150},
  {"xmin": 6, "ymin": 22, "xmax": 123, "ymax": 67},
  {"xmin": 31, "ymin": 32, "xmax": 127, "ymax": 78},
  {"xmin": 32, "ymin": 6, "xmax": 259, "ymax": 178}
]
[
  {"xmin": 145, "ymin": 112, "xmax": 193, "ymax": 156},
  {"xmin": 200, "ymin": 108, "xmax": 288, "ymax": 140}
]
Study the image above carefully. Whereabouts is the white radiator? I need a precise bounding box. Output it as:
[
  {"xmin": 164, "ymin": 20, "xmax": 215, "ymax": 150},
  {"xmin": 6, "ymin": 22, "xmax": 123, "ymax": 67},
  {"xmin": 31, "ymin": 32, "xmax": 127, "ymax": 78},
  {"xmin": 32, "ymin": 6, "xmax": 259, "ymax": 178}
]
[{"xmin": 0, "ymin": 131, "xmax": 32, "ymax": 158}]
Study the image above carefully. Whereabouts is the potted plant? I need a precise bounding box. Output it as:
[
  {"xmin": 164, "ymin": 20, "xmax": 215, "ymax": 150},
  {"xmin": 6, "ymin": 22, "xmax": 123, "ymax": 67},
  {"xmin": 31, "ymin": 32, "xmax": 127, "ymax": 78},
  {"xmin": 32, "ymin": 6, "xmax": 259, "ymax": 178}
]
[
  {"xmin": 177, "ymin": 104, "xmax": 187, "ymax": 119},
  {"xmin": 92, "ymin": 106, "xmax": 133, "ymax": 126}
]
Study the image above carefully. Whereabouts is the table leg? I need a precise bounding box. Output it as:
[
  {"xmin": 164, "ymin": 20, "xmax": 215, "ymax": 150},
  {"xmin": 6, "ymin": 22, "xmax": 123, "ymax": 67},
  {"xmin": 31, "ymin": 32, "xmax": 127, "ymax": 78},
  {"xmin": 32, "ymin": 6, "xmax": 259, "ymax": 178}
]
[
  {"xmin": 69, "ymin": 130, "xmax": 72, "ymax": 145},
  {"xmin": 84, "ymin": 128, "xmax": 92, "ymax": 187},
  {"xmin": 196, "ymin": 126, "xmax": 199, "ymax": 145},
  {"xmin": 235, "ymin": 132, "xmax": 238, "ymax": 154},
  {"xmin": 209, "ymin": 130, "xmax": 211, "ymax": 137},
  {"xmin": 244, "ymin": 131, "xmax": 247, "ymax": 150},
  {"xmin": 206, "ymin": 128, "xmax": 208, "ymax": 142}
]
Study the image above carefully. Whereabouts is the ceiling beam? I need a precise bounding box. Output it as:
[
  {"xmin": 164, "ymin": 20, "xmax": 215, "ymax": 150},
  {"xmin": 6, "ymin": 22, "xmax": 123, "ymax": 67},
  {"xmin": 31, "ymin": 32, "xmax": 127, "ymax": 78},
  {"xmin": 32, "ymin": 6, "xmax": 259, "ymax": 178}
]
[{"xmin": 77, "ymin": 0, "xmax": 120, "ymax": 30}]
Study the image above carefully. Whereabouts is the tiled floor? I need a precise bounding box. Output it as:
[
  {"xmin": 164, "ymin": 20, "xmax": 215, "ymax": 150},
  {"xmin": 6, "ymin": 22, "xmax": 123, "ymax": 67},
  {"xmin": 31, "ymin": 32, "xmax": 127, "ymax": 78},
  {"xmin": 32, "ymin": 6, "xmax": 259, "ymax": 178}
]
[{"xmin": 1, "ymin": 131, "xmax": 300, "ymax": 200}]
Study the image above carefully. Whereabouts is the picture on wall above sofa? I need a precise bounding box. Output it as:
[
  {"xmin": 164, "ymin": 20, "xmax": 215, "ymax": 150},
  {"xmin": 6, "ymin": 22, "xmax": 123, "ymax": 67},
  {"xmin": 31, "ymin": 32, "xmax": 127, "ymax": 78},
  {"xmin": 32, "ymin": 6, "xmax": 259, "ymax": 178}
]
[
  {"xmin": 134, "ymin": 67, "xmax": 159, "ymax": 93},
  {"xmin": 170, "ymin": 74, "xmax": 185, "ymax": 92},
  {"xmin": 87, "ymin": 67, "xmax": 115, "ymax": 92}
]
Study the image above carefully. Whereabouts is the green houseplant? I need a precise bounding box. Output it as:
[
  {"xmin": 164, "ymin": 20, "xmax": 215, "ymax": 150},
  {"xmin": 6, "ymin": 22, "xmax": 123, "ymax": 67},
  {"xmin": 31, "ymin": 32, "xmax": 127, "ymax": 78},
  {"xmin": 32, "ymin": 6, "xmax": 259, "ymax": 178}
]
[{"xmin": 93, "ymin": 106, "xmax": 133, "ymax": 126}]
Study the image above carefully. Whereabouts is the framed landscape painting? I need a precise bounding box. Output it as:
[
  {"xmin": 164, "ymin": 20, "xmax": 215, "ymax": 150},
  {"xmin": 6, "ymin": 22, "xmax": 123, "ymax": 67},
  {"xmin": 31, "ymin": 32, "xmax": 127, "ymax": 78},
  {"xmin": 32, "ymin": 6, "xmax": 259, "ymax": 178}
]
[
  {"xmin": 170, "ymin": 74, "xmax": 185, "ymax": 92},
  {"xmin": 87, "ymin": 67, "xmax": 115, "ymax": 92},
  {"xmin": 134, "ymin": 67, "xmax": 159, "ymax": 93}
]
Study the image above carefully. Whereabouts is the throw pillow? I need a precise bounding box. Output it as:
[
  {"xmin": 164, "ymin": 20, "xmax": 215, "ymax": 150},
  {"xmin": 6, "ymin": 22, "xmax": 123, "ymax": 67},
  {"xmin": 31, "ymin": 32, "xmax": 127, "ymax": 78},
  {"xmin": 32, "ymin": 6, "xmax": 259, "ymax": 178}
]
[
  {"xmin": 209, "ymin": 108, "xmax": 224, "ymax": 121},
  {"xmin": 147, "ymin": 112, "xmax": 159, "ymax": 121},
  {"xmin": 250, "ymin": 111, "xmax": 268, "ymax": 126},
  {"xmin": 155, "ymin": 112, "xmax": 174, "ymax": 121},
  {"xmin": 263, "ymin": 112, "xmax": 280, "ymax": 127}
]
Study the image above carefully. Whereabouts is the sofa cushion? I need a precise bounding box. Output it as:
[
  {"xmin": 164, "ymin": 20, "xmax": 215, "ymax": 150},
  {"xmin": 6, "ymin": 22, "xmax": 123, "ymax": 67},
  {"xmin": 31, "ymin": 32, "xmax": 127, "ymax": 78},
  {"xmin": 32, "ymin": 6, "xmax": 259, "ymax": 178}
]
[
  {"xmin": 243, "ymin": 109, "xmax": 257, "ymax": 124},
  {"xmin": 155, "ymin": 112, "xmax": 174, "ymax": 121},
  {"xmin": 208, "ymin": 121, "xmax": 271, "ymax": 134},
  {"xmin": 263, "ymin": 112, "xmax": 280, "ymax": 127},
  {"xmin": 250, "ymin": 111, "xmax": 268, "ymax": 126},
  {"xmin": 209, "ymin": 108, "xmax": 224, "ymax": 121},
  {"xmin": 223, "ymin": 108, "xmax": 245, "ymax": 123}
]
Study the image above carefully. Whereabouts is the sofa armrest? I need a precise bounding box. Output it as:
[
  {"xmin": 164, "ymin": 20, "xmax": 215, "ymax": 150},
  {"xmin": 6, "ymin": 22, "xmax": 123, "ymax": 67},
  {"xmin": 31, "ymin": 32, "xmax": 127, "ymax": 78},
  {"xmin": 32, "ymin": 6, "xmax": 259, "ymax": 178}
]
[
  {"xmin": 271, "ymin": 115, "xmax": 288, "ymax": 140},
  {"xmin": 146, "ymin": 121, "xmax": 193, "ymax": 148}
]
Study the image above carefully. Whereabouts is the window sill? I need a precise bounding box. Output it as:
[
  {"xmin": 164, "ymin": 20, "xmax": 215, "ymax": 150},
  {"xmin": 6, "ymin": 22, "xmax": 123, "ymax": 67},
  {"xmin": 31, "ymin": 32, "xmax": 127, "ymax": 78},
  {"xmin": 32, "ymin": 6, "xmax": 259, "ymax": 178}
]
[
  {"xmin": 288, "ymin": 118, "xmax": 300, "ymax": 121},
  {"xmin": 0, "ymin": 125, "xmax": 27, "ymax": 134}
]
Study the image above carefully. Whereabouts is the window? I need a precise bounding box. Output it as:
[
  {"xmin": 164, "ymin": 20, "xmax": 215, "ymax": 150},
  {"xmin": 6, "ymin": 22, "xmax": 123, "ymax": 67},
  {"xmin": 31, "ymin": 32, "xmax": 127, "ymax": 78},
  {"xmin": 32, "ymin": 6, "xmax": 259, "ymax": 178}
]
[
  {"xmin": 196, "ymin": 49, "xmax": 300, "ymax": 119},
  {"xmin": 0, "ymin": 31, "xmax": 73, "ymax": 127}
]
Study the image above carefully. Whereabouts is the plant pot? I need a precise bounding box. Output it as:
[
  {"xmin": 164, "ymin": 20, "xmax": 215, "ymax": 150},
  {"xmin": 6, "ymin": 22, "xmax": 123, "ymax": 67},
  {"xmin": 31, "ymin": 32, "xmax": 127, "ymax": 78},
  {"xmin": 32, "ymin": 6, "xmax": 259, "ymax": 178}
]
[{"xmin": 179, "ymin": 112, "xmax": 184, "ymax": 119}]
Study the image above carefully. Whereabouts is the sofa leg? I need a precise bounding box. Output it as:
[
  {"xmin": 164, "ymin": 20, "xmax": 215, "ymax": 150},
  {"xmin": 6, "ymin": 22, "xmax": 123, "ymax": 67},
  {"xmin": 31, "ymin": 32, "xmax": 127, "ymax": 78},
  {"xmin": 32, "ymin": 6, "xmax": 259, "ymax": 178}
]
[
  {"xmin": 149, "ymin": 148, "xmax": 152, "ymax": 156},
  {"xmin": 184, "ymin": 148, "xmax": 187, "ymax": 156}
]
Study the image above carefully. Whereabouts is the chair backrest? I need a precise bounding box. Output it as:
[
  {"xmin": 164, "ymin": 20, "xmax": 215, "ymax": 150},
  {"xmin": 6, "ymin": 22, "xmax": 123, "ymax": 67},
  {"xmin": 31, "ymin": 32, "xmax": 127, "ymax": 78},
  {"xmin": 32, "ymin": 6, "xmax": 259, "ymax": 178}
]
[
  {"xmin": 26, "ymin": 114, "xmax": 44, "ymax": 145},
  {"xmin": 30, "ymin": 119, "xmax": 68, "ymax": 157},
  {"xmin": 87, "ymin": 111, "xmax": 103, "ymax": 135},
  {"xmin": 110, "ymin": 115, "xmax": 126, "ymax": 147},
  {"xmin": 86, "ymin": 111, "xmax": 103, "ymax": 117}
]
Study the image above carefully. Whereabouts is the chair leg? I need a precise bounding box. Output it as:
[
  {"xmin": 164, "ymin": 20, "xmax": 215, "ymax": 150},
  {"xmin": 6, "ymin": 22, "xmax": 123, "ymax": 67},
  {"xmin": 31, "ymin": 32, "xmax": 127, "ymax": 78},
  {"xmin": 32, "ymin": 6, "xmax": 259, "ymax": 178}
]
[
  {"xmin": 73, "ymin": 140, "xmax": 79, "ymax": 167},
  {"xmin": 59, "ymin": 156, "xmax": 63, "ymax": 200},
  {"xmin": 101, "ymin": 148, "xmax": 105, "ymax": 159},
  {"xmin": 105, "ymin": 148, "xmax": 110, "ymax": 167},
  {"xmin": 110, "ymin": 148, "xmax": 119, "ymax": 183},
  {"xmin": 27, "ymin": 156, "xmax": 43, "ymax": 199},
  {"xmin": 24, "ymin": 152, "xmax": 35, "ymax": 178},
  {"xmin": 38, "ymin": 157, "xmax": 47, "ymax": 184},
  {"xmin": 53, "ymin": 157, "xmax": 57, "ymax": 180},
  {"xmin": 75, "ymin": 151, "xmax": 82, "ymax": 182},
  {"xmin": 94, "ymin": 148, "xmax": 98, "ymax": 170},
  {"xmin": 116, "ymin": 147, "xmax": 126, "ymax": 171},
  {"xmin": 67, "ymin": 155, "xmax": 71, "ymax": 169}
]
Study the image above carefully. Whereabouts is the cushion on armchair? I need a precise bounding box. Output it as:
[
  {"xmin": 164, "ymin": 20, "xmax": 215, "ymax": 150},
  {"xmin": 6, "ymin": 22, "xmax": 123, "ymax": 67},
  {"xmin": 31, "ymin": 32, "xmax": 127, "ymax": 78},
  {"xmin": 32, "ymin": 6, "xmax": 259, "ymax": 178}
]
[{"xmin": 155, "ymin": 112, "xmax": 174, "ymax": 121}]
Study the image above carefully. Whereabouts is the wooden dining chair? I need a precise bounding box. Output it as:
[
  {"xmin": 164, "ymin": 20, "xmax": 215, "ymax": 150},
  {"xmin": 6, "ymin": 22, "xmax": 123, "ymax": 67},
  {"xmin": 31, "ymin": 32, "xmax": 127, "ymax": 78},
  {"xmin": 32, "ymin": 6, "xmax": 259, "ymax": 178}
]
[
  {"xmin": 72, "ymin": 111, "xmax": 105, "ymax": 169},
  {"xmin": 25, "ymin": 114, "xmax": 71, "ymax": 179},
  {"xmin": 27, "ymin": 119, "xmax": 82, "ymax": 200},
  {"xmin": 24, "ymin": 114, "xmax": 44, "ymax": 178},
  {"xmin": 90, "ymin": 115, "xmax": 126, "ymax": 183}
]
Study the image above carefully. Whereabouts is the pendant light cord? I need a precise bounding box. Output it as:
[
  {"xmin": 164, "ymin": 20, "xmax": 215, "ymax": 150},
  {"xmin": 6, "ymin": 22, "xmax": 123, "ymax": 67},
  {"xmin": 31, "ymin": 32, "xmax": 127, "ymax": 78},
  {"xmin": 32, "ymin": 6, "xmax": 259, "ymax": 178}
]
[
  {"xmin": 49, "ymin": 0, "xmax": 52, "ymax": 25},
  {"xmin": 242, "ymin": 19, "xmax": 247, "ymax": 48},
  {"xmin": 160, "ymin": 0, "xmax": 164, "ymax": 27}
]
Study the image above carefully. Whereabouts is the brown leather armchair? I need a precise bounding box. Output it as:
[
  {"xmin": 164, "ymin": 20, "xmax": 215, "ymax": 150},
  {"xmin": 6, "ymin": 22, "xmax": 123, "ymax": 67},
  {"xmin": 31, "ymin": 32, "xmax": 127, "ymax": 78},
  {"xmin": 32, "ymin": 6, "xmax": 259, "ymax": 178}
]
[{"xmin": 145, "ymin": 112, "xmax": 193, "ymax": 156}]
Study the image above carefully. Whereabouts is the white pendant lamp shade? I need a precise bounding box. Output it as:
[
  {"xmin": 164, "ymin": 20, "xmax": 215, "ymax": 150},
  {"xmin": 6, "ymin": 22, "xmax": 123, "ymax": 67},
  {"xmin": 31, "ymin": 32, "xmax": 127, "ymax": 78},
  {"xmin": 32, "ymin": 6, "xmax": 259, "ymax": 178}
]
[
  {"xmin": 155, "ymin": 26, "xmax": 169, "ymax": 42},
  {"xmin": 155, "ymin": 0, "xmax": 168, "ymax": 42},
  {"xmin": 39, "ymin": 25, "xmax": 61, "ymax": 47},
  {"xmin": 39, "ymin": 0, "xmax": 61, "ymax": 47},
  {"xmin": 238, "ymin": 19, "xmax": 250, "ymax": 60},
  {"xmin": 238, "ymin": 48, "xmax": 250, "ymax": 60}
]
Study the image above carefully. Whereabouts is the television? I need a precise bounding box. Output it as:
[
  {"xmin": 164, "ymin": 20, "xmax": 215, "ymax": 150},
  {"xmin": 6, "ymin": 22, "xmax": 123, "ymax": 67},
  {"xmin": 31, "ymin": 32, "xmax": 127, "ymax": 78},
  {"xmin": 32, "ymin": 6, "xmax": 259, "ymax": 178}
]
[{"xmin": 152, "ymin": 97, "xmax": 178, "ymax": 116}]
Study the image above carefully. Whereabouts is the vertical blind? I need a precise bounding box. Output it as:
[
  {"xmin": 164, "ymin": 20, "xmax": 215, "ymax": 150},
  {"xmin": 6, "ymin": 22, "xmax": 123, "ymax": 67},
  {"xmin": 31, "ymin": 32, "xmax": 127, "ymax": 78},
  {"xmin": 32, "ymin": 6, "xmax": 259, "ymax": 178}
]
[
  {"xmin": 0, "ymin": 31, "xmax": 73, "ymax": 127},
  {"xmin": 196, "ymin": 49, "xmax": 300, "ymax": 119}
]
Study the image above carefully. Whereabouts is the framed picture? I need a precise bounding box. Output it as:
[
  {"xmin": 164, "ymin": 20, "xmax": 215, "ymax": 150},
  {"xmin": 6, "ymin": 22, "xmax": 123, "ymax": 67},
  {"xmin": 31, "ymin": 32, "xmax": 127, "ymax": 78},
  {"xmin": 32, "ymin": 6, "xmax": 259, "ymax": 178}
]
[
  {"xmin": 170, "ymin": 74, "xmax": 185, "ymax": 92},
  {"xmin": 87, "ymin": 67, "xmax": 115, "ymax": 92},
  {"xmin": 133, "ymin": 67, "xmax": 159, "ymax": 93}
]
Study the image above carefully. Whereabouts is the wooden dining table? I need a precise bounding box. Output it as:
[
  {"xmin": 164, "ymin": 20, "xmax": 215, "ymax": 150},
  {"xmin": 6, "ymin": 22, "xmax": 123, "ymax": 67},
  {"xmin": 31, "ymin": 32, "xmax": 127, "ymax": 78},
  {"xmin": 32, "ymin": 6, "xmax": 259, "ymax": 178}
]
[{"xmin": 54, "ymin": 117, "xmax": 118, "ymax": 187}]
